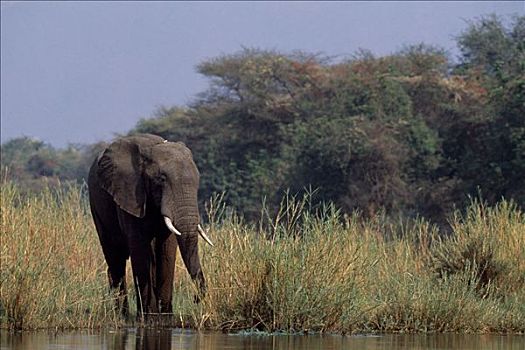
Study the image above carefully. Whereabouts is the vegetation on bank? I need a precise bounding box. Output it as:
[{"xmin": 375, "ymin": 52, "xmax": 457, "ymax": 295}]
[
  {"xmin": 2, "ymin": 15, "xmax": 524, "ymax": 227},
  {"xmin": 1, "ymin": 181, "xmax": 524, "ymax": 333},
  {"xmin": 1, "ymin": 13, "xmax": 524, "ymax": 334}
]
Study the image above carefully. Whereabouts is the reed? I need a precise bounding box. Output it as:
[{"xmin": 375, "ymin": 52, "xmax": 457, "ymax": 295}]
[
  {"xmin": 0, "ymin": 181, "xmax": 122, "ymax": 330},
  {"xmin": 1, "ymin": 181, "xmax": 524, "ymax": 333}
]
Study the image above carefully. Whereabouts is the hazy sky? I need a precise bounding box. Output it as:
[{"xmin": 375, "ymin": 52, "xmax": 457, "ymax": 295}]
[{"xmin": 1, "ymin": 1, "xmax": 523, "ymax": 147}]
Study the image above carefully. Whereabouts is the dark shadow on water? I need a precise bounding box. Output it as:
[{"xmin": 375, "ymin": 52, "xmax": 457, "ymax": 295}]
[{"xmin": 1, "ymin": 329, "xmax": 524, "ymax": 350}]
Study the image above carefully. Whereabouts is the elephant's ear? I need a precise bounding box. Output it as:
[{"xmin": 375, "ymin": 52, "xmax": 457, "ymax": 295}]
[{"xmin": 97, "ymin": 139, "xmax": 146, "ymax": 218}]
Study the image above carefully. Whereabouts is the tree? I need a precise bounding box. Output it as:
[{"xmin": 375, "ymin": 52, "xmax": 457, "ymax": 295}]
[{"xmin": 453, "ymin": 14, "xmax": 525, "ymax": 206}]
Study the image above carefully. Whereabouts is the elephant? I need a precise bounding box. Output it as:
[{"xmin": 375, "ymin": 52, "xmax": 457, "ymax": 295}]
[{"xmin": 87, "ymin": 133, "xmax": 213, "ymax": 317}]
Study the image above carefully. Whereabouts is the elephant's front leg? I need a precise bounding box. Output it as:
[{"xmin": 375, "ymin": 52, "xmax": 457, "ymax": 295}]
[
  {"xmin": 129, "ymin": 240, "xmax": 158, "ymax": 317},
  {"xmin": 129, "ymin": 237, "xmax": 158, "ymax": 316},
  {"xmin": 120, "ymin": 212, "xmax": 158, "ymax": 316},
  {"xmin": 107, "ymin": 263, "xmax": 129, "ymax": 318},
  {"xmin": 91, "ymin": 206, "xmax": 130, "ymax": 317},
  {"xmin": 176, "ymin": 234, "xmax": 206, "ymax": 302},
  {"xmin": 155, "ymin": 231, "xmax": 178, "ymax": 313}
]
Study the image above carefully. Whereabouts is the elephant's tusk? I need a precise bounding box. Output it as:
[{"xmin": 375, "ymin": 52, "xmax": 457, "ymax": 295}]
[
  {"xmin": 164, "ymin": 216, "xmax": 182, "ymax": 236},
  {"xmin": 198, "ymin": 224, "xmax": 214, "ymax": 247}
]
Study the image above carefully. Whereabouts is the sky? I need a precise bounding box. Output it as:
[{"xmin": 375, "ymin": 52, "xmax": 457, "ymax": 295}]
[{"xmin": 1, "ymin": 1, "xmax": 523, "ymax": 147}]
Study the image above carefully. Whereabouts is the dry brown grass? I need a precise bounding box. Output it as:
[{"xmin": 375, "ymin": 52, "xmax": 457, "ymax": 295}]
[{"xmin": 1, "ymin": 182, "xmax": 524, "ymax": 333}]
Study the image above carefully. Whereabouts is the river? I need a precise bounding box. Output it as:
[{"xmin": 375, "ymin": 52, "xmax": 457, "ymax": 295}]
[{"xmin": 1, "ymin": 329, "xmax": 523, "ymax": 349}]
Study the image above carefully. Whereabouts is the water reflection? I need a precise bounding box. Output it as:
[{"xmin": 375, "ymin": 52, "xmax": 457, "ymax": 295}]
[{"xmin": 1, "ymin": 329, "xmax": 524, "ymax": 350}]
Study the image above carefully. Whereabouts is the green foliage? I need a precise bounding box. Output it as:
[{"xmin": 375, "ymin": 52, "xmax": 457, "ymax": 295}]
[
  {"xmin": 1, "ymin": 137, "xmax": 106, "ymax": 192},
  {"xmin": 451, "ymin": 15, "xmax": 525, "ymax": 207},
  {"xmin": 457, "ymin": 14, "xmax": 524, "ymax": 78},
  {"xmin": 3, "ymin": 15, "xmax": 523, "ymax": 225},
  {"xmin": 144, "ymin": 19, "xmax": 523, "ymax": 222}
]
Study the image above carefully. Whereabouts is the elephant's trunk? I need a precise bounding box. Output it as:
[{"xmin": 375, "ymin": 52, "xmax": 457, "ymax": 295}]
[
  {"xmin": 161, "ymin": 182, "xmax": 213, "ymax": 246},
  {"xmin": 174, "ymin": 201, "xmax": 200, "ymax": 232},
  {"xmin": 162, "ymin": 205, "xmax": 213, "ymax": 246}
]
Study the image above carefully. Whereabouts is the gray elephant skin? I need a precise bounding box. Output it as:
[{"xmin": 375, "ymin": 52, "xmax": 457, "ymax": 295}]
[{"xmin": 88, "ymin": 133, "xmax": 212, "ymax": 317}]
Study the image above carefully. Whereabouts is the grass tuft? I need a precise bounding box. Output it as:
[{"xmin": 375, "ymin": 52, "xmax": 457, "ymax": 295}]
[
  {"xmin": 0, "ymin": 181, "xmax": 122, "ymax": 330},
  {"xmin": 1, "ymin": 181, "xmax": 524, "ymax": 333}
]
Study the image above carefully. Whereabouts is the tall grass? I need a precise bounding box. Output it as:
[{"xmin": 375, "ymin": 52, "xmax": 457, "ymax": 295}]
[
  {"xmin": 0, "ymin": 181, "xmax": 121, "ymax": 330},
  {"xmin": 1, "ymin": 181, "xmax": 524, "ymax": 333}
]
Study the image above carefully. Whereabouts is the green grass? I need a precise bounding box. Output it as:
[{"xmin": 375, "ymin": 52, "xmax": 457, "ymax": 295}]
[{"xmin": 1, "ymin": 182, "xmax": 524, "ymax": 333}]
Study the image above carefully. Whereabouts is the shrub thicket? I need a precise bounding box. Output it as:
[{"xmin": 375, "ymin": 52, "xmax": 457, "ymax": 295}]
[
  {"xmin": 2, "ymin": 15, "xmax": 524, "ymax": 225},
  {"xmin": 134, "ymin": 15, "xmax": 525, "ymax": 224}
]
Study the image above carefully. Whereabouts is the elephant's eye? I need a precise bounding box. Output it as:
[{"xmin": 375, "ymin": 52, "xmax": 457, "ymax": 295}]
[{"xmin": 155, "ymin": 173, "xmax": 167, "ymax": 185}]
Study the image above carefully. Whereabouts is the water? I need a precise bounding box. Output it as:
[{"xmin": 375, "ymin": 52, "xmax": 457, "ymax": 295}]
[{"xmin": 1, "ymin": 329, "xmax": 523, "ymax": 350}]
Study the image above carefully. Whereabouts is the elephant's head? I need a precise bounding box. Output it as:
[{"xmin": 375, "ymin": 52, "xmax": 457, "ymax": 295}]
[{"xmin": 97, "ymin": 134, "xmax": 213, "ymax": 245}]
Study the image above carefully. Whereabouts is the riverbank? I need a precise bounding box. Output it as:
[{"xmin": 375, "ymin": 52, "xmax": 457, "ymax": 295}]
[{"xmin": 1, "ymin": 182, "xmax": 524, "ymax": 333}]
